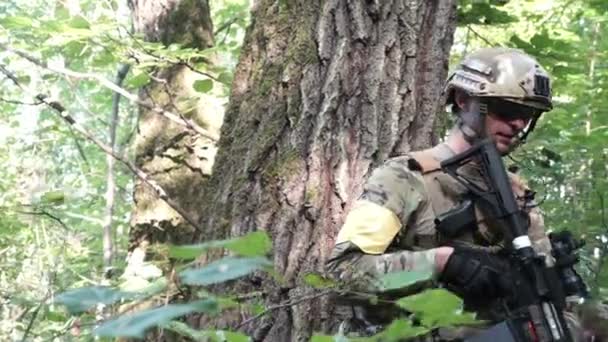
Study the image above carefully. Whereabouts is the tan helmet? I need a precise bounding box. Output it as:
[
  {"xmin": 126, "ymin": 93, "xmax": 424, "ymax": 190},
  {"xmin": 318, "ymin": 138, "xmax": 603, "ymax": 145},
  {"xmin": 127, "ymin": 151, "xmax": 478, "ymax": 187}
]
[{"xmin": 445, "ymin": 47, "xmax": 552, "ymax": 111}]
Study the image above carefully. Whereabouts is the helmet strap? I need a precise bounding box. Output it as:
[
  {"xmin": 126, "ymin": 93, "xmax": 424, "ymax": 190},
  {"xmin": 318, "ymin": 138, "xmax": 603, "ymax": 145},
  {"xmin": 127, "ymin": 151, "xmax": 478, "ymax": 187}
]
[
  {"xmin": 508, "ymin": 113, "xmax": 541, "ymax": 152},
  {"xmin": 457, "ymin": 97, "xmax": 487, "ymax": 144}
]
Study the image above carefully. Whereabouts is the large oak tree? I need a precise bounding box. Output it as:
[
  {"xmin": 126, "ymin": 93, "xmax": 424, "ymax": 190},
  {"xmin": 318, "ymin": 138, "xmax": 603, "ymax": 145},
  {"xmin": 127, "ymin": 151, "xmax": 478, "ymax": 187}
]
[{"xmin": 129, "ymin": 0, "xmax": 458, "ymax": 340}]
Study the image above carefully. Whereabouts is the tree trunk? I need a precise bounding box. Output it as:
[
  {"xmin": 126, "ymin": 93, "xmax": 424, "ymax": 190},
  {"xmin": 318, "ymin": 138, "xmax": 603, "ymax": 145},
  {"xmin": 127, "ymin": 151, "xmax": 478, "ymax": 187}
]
[
  {"xmin": 197, "ymin": 0, "xmax": 457, "ymax": 340},
  {"xmin": 127, "ymin": 0, "xmax": 220, "ymax": 254}
]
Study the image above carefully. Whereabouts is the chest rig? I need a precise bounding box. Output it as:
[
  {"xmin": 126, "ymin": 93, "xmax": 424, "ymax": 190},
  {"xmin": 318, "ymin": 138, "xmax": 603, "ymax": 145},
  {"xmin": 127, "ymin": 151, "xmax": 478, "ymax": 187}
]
[{"xmin": 399, "ymin": 144, "xmax": 532, "ymax": 251}]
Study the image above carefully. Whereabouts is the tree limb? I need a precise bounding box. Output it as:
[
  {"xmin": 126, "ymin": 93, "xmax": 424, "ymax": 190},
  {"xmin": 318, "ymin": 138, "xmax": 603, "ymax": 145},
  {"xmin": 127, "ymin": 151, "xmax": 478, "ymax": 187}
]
[
  {"xmin": 467, "ymin": 26, "xmax": 495, "ymax": 47},
  {"xmin": 0, "ymin": 67, "xmax": 204, "ymax": 233},
  {"xmin": 16, "ymin": 210, "xmax": 70, "ymax": 231},
  {"xmin": 0, "ymin": 97, "xmax": 43, "ymax": 106},
  {"xmin": 235, "ymin": 289, "xmax": 333, "ymax": 329},
  {"xmin": 214, "ymin": 17, "xmax": 239, "ymax": 36},
  {"xmin": 0, "ymin": 43, "xmax": 219, "ymax": 142},
  {"xmin": 20, "ymin": 302, "xmax": 42, "ymax": 342}
]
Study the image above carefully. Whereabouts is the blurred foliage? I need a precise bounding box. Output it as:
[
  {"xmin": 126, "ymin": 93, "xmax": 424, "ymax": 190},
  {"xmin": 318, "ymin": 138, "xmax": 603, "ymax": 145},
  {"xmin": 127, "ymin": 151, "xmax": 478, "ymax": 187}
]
[
  {"xmin": 0, "ymin": 0, "xmax": 249, "ymax": 340},
  {"xmin": 0, "ymin": 0, "xmax": 607, "ymax": 341}
]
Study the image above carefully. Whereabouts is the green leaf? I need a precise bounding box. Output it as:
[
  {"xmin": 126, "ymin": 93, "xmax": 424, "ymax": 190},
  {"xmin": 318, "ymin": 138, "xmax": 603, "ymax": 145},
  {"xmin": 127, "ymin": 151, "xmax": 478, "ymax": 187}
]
[
  {"xmin": 226, "ymin": 231, "xmax": 272, "ymax": 257},
  {"xmin": 310, "ymin": 336, "xmax": 335, "ymax": 342},
  {"xmin": 169, "ymin": 231, "xmax": 272, "ymax": 259},
  {"xmin": 55, "ymin": 7, "xmax": 70, "ymax": 20},
  {"xmin": 363, "ymin": 319, "xmax": 428, "ymax": 341},
  {"xmin": 91, "ymin": 51, "xmax": 117, "ymax": 68},
  {"xmin": 0, "ymin": 16, "xmax": 33, "ymax": 29},
  {"xmin": 165, "ymin": 321, "xmax": 251, "ymax": 342},
  {"xmin": 218, "ymin": 72, "xmax": 233, "ymax": 85},
  {"xmin": 251, "ymin": 303, "xmax": 265, "ymax": 315},
  {"xmin": 303, "ymin": 273, "xmax": 337, "ymax": 288},
  {"xmin": 378, "ymin": 270, "xmax": 432, "ymax": 291},
  {"xmin": 509, "ymin": 35, "xmax": 535, "ymax": 53},
  {"xmin": 180, "ymin": 257, "xmax": 272, "ymax": 286},
  {"xmin": 69, "ymin": 15, "xmax": 90, "ymax": 29},
  {"xmin": 530, "ymin": 32, "xmax": 552, "ymax": 50},
  {"xmin": 94, "ymin": 300, "xmax": 218, "ymax": 338},
  {"xmin": 396, "ymin": 289, "xmax": 481, "ymax": 328},
  {"xmin": 127, "ymin": 72, "xmax": 151, "ymax": 88},
  {"xmin": 193, "ymin": 79, "xmax": 214, "ymax": 93},
  {"xmin": 41, "ymin": 190, "xmax": 65, "ymax": 204},
  {"xmin": 45, "ymin": 310, "xmax": 67, "ymax": 322},
  {"xmin": 458, "ymin": 3, "xmax": 517, "ymax": 26},
  {"xmin": 54, "ymin": 286, "xmax": 136, "ymax": 314}
]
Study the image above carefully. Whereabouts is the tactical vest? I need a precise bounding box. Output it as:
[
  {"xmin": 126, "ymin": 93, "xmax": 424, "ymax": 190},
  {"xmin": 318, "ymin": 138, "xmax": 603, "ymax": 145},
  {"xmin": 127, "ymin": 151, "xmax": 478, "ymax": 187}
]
[{"xmin": 399, "ymin": 144, "xmax": 537, "ymax": 253}]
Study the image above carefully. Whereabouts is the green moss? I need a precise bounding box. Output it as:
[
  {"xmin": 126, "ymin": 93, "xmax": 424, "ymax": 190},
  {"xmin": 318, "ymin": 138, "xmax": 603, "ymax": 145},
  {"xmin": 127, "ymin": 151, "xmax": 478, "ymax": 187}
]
[
  {"xmin": 255, "ymin": 63, "xmax": 283, "ymax": 97},
  {"xmin": 265, "ymin": 2, "xmax": 318, "ymax": 67},
  {"xmin": 286, "ymin": 22, "xmax": 318, "ymax": 66},
  {"xmin": 164, "ymin": 0, "xmax": 212, "ymax": 49},
  {"xmin": 266, "ymin": 148, "xmax": 301, "ymax": 180},
  {"xmin": 278, "ymin": 0, "xmax": 290, "ymax": 13},
  {"xmin": 305, "ymin": 187, "xmax": 318, "ymax": 203}
]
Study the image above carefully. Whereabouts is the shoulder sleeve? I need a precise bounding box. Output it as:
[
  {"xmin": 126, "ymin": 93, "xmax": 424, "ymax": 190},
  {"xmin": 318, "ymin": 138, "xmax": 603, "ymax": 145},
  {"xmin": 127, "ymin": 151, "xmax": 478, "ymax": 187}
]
[
  {"xmin": 325, "ymin": 241, "xmax": 438, "ymax": 295},
  {"xmin": 336, "ymin": 157, "xmax": 426, "ymax": 254}
]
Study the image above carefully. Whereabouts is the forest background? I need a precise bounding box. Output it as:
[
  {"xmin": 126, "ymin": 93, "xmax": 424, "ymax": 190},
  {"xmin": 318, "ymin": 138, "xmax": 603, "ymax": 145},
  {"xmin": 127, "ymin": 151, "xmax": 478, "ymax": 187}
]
[{"xmin": 1, "ymin": 0, "xmax": 608, "ymax": 341}]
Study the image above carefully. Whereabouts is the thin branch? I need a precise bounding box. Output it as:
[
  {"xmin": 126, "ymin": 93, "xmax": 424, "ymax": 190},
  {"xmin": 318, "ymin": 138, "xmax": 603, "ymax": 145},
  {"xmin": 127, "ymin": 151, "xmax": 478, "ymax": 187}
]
[
  {"xmin": 124, "ymin": 29, "xmax": 213, "ymax": 64},
  {"xmin": 0, "ymin": 97, "xmax": 43, "ymax": 106},
  {"xmin": 1, "ymin": 43, "xmax": 218, "ymax": 142},
  {"xmin": 68, "ymin": 126, "xmax": 91, "ymax": 168},
  {"xmin": 0, "ymin": 66, "xmax": 203, "ymax": 232},
  {"xmin": 115, "ymin": 30, "xmax": 217, "ymax": 81},
  {"xmin": 467, "ymin": 26, "xmax": 495, "ymax": 47},
  {"xmin": 103, "ymin": 63, "xmax": 130, "ymax": 276},
  {"xmin": 64, "ymin": 77, "xmax": 110, "ymax": 127},
  {"xmin": 20, "ymin": 302, "xmax": 43, "ymax": 342},
  {"xmin": 235, "ymin": 289, "xmax": 333, "ymax": 329},
  {"xmin": 17, "ymin": 210, "xmax": 70, "ymax": 231},
  {"xmin": 0, "ymin": 64, "xmax": 23, "ymax": 88},
  {"xmin": 214, "ymin": 17, "xmax": 239, "ymax": 36},
  {"xmin": 18, "ymin": 291, "xmax": 52, "ymax": 342}
]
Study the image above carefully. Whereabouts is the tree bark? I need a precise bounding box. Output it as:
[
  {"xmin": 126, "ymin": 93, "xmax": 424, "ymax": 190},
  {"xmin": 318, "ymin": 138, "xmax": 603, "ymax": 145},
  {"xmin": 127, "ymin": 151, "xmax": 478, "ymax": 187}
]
[
  {"xmin": 127, "ymin": 0, "xmax": 221, "ymax": 252},
  {"xmin": 197, "ymin": 0, "xmax": 457, "ymax": 340}
]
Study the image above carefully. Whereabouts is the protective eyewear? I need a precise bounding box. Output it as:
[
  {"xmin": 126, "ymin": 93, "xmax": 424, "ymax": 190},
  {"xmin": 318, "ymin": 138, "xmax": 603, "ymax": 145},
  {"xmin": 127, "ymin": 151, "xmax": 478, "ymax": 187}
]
[{"xmin": 482, "ymin": 98, "xmax": 541, "ymax": 121}]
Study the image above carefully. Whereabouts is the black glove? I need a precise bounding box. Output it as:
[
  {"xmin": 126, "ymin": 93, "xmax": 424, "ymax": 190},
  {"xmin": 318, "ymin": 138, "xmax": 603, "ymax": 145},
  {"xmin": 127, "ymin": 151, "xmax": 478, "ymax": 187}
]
[{"xmin": 439, "ymin": 246, "xmax": 514, "ymax": 303}]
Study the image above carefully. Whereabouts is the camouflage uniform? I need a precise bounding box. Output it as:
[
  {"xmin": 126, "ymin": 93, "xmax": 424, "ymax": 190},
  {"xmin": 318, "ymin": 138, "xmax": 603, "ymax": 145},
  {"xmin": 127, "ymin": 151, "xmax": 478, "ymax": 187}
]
[
  {"xmin": 327, "ymin": 143, "xmax": 590, "ymax": 341},
  {"xmin": 326, "ymin": 47, "xmax": 585, "ymax": 341}
]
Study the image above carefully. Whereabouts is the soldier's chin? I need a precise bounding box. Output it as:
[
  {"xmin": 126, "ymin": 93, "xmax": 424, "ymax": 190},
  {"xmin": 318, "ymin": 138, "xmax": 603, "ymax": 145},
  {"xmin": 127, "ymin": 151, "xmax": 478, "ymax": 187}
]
[{"xmin": 495, "ymin": 140, "xmax": 511, "ymax": 155}]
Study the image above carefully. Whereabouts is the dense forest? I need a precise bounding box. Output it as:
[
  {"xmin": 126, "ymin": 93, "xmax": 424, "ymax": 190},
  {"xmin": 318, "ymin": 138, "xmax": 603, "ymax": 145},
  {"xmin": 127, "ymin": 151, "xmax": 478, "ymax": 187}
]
[{"xmin": 0, "ymin": 0, "xmax": 607, "ymax": 341}]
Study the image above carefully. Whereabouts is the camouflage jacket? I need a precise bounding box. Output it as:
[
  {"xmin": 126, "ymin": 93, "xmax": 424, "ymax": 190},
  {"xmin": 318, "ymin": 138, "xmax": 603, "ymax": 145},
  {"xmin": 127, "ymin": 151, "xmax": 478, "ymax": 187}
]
[
  {"xmin": 326, "ymin": 143, "xmax": 552, "ymax": 291},
  {"xmin": 324, "ymin": 143, "xmax": 576, "ymax": 339}
]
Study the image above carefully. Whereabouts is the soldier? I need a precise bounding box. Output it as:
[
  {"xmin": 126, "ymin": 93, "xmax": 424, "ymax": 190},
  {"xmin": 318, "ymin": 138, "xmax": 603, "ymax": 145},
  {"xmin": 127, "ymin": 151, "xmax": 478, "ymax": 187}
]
[{"xmin": 326, "ymin": 48, "xmax": 584, "ymax": 340}]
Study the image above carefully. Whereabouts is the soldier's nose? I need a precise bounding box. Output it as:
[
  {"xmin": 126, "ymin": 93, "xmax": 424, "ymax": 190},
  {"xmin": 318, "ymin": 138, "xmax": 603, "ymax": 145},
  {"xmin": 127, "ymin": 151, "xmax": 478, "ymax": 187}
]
[{"xmin": 509, "ymin": 117, "xmax": 529, "ymax": 131}]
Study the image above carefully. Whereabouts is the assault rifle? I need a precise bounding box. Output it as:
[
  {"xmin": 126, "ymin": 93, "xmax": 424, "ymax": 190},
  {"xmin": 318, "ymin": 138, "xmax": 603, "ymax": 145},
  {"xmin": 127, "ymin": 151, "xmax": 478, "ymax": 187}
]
[{"xmin": 438, "ymin": 138, "xmax": 587, "ymax": 342}]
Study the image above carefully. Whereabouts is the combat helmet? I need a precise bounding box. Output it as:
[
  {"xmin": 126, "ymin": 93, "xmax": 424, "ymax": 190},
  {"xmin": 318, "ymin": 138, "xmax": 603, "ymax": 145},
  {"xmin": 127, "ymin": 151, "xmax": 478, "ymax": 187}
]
[{"xmin": 445, "ymin": 47, "xmax": 553, "ymax": 142}]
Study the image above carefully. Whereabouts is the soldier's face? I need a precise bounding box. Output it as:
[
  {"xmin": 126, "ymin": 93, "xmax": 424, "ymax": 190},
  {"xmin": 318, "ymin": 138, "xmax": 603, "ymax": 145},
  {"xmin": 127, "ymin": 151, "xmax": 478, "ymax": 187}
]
[{"xmin": 485, "ymin": 113, "xmax": 530, "ymax": 154}]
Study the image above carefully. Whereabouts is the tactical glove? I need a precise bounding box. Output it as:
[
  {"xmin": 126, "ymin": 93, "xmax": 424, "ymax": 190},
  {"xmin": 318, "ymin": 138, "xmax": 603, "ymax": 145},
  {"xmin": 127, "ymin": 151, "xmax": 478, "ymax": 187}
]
[{"xmin": 439, "ymin": 246, "xmax": 513, "ymax": 303}]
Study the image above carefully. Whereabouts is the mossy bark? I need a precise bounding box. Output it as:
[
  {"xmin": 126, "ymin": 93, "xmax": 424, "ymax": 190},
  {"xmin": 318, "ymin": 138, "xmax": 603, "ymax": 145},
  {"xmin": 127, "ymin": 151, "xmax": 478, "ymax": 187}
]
[
  {"xmin": 127, "ymin": 0, "xmax": 219, "ymax": 252},
  {"xmin": 197, "ymin": 0, "xmax": 458, "ymax": 341}
]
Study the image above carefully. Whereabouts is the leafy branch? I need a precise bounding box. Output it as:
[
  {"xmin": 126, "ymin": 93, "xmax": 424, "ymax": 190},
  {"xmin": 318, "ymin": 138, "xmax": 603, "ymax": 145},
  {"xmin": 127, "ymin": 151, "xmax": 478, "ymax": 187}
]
[
  {"xmin": 0, "ymin": 65, "xmax": 204, "ymax": 232},
  {"xmin": 0, "ymin": 43, "xmax": 219, "ymax": 142}
]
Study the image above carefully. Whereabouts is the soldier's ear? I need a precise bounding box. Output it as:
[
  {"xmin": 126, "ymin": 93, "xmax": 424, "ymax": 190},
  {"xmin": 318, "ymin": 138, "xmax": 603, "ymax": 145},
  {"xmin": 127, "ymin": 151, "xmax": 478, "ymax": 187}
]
[{"xmin": 454, "ymin": 90, "xmax": 470, "ymax": 112}]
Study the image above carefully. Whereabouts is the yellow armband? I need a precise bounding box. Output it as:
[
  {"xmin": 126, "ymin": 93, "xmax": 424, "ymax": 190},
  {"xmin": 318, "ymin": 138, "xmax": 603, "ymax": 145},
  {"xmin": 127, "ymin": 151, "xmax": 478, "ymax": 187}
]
[{"xmin": 336, "ymin": 200, "xmax": 401, "ymax": 254}]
